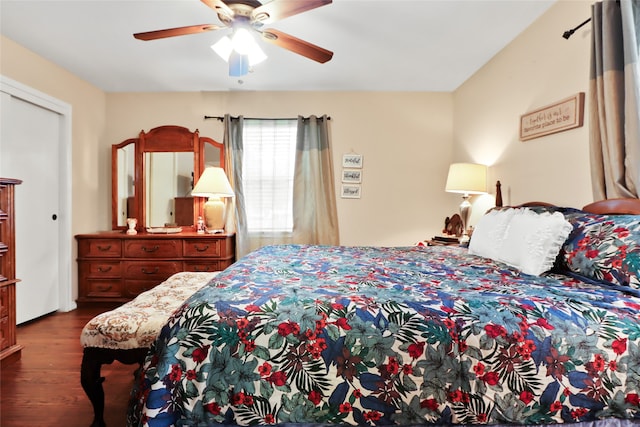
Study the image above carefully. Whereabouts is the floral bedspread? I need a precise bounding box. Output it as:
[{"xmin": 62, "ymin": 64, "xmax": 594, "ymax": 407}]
[{"xmin": 127, "ymin": 244, "xmax": 640, "ymax": 426}]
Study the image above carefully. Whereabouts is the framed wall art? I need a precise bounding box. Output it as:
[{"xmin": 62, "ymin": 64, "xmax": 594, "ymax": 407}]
[
  {"xmin": 342, "ymin": 169, "xmax": 362, "ymax": 183},
  {"xmin": 341, "ymin": 184, "xmax": 361, "ymax": 199},
  {"xmin": 342, "ymin": 154, "xmax": 363, "ymax": 169}
]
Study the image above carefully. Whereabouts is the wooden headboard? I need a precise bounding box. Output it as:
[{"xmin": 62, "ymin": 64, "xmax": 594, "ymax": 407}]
[
  {"xmin": 582, "ymin": 198, "xmax": 640, "ymax": 215},
  {"xmin": 493, "ymin": 180, "xmax": 640, "ymax": 214}
]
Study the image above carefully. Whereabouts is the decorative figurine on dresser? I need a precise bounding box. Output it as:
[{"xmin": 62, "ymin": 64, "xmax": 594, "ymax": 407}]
[
  {"xmin": 75, "ymin": 126, "xmax": 236, "ymax": 305},
  {"xmin": 0, "ymin": 178, "xmax": 23, "ymax": 365}
]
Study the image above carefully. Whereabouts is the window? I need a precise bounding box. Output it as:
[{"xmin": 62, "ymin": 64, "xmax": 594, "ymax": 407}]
[{"xmin": 242, "ymin": 119, "xmax": 297, "ymax": 233}]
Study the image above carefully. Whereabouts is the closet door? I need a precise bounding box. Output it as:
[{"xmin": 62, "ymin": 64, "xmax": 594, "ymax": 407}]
[{"xmin": 0, "ymin": 91, "xmax": 60, "ymax": 323}]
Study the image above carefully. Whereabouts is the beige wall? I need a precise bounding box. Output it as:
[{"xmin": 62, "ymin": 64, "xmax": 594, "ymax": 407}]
[
  {"xmin": 105, "ymin": 91, "xmax": 454, "ymax": 246},
  {"xmin": 454, "ymin": 0, "xmax": 593, "ymax": 219}
]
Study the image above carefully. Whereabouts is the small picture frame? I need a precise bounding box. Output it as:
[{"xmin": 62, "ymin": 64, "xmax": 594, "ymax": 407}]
[
  {"xmin": 341, "ymin": 184, "xmax": 361, "ymax": 199},
  {"xmin": 342, "ymin": 169, "xmax": 362, "ymax": 183},
  {"xmin": 342, "ymin": 154, "xmax": 363, "ymax": 169}
]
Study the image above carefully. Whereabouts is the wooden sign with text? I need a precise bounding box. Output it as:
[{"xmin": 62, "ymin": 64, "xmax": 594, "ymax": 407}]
[{"xmin": 520, "ymin": 93, "xmax": 585, "ymax": 141}]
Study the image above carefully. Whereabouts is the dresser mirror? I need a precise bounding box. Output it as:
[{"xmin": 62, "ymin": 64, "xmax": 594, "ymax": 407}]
[
  {"xmin": 112, "ymin": 125, "xmax": 224, "ymax": 230},
  {"xmin": 113, "ymin": 138, "xmax": 136, "ymax": 229}
]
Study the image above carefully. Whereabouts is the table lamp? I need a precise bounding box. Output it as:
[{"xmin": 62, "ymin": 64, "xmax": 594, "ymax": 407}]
[
  {"xmin": 445, "ymin": 163, "xmax": 487, "ymax": 243},
  {"xmin": 191, "ymin": 167, "xmax": 234, "ymax": 233}
]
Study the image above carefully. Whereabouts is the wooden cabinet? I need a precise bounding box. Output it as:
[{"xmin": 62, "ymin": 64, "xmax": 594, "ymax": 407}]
[
  {"xmin": 0, "ymin": 178, "xmax": 22, "ymax": 365},
  {"xmin": 76, "ymin": 232, "xmax": 235, "ymax": 304}
]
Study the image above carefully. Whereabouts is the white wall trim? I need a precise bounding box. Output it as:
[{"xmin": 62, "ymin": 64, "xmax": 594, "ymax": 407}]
[{"xmin": 0, "ymin": 75, "xmax": 76, "ymax": 313}]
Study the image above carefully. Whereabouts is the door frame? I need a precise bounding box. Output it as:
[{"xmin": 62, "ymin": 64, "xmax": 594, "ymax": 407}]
[{"xmin": 0, "ymin": 75, "xmax": 75, "ymax": 314}]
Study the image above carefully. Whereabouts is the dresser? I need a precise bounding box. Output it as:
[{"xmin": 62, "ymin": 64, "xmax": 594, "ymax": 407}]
[
  {"xmin": 76, "ymin": 232, "xmax": 235, "ymax": 304},
  {"xmin": 0, "ymin": 178, "xmax": 22, "ymax": 365}
]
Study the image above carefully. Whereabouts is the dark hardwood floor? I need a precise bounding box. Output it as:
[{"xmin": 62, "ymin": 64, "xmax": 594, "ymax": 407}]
[{"xmin": 1, "ymin": 306, "xmax": 136, "ymax": 427}]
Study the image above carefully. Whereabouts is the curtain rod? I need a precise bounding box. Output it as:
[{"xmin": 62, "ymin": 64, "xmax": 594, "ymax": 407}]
[
  {"xmin": 204, "ymin": 115, "xmax": 331, "ymax": 121},
  {"xmin": 563, "ymin": 0, "xmax": 619, "ymax": 40},
  {"xmin": 562, "ymin": 17, "xmax": 591, "ymax": 39}
]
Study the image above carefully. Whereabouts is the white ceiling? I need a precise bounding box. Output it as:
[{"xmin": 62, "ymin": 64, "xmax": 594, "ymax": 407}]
[{"xmin": 0, "ymin": 0, "xmax": 557, "ymax": 93}]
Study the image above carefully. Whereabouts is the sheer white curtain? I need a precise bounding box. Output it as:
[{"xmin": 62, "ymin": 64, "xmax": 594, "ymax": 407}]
[
  {"xmin": 224, "ymin": 114, "xmax": 339, "ymax": 259},
  {"xmin": 589, "ymin": 0, "xmax": 640, "ymax": 199}
]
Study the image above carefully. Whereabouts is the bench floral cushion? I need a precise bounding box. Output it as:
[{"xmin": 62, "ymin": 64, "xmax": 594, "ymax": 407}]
[{"xmin": 80, "ymin": 271, "xmax": 218, "ymax": 350}]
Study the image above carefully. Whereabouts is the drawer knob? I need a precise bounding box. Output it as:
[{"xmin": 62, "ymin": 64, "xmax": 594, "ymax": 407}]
[
  {"xmin": 97, "ymin": 266, "xmax": 112, "ymax": 273},
  {"xmin": 142, "ymin": 245, "xmax": 160, "ymax": 253},
  {"xmin": 141, "ymin": 267, "xmax": 160, "ymax": 274},
  {"xmin": 194, "ymin": 244, "xmax": 209, "ymax": 252},
  {"xmin": 97, "ymin": 245, "xmax": 112, "ymax": 252},
  {"xmin": 97, "ymin": 284, "xmax": 112, "ymax": 291}
]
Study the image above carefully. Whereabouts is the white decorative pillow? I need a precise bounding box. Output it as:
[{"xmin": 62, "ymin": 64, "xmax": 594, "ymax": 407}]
[
  {"xmin": 497, "ymin": 208, "xmax": 572, "ymax": 276},
  {"xmin": 468, "ymin": 208, "xmax": 516, "ymax": 260}
]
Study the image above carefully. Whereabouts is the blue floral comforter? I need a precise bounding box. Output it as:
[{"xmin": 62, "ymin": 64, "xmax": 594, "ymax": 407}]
[{"xmin": 127, "ymin": 244, "xmax": 640, "ymax": 426}]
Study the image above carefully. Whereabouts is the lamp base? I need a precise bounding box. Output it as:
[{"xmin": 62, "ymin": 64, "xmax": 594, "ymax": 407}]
[
  {"xmin": 459, "ymin": 194, "xmax": 471, "ymax": 242},
  {"xmin": 203, "ymin": 197, "xmax": 226, "ymax": 231}
]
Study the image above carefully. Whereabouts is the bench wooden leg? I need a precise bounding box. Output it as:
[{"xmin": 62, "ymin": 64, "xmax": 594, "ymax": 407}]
[{"xmin": 80, "ymin": 347, "xmax": 148, "ymax": 427}]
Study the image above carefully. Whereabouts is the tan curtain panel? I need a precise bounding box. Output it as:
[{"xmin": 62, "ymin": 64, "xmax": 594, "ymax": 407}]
[
  {"xmin": 223, "ymin": 114, "xmax": 249, "ymax": 258},
  {"xmin": 292, "ymin": 115, "xmax": 340, "ymax": 245},
  {"xmin": 589, "ymin": 0, "xmax": 640, "ymax": 199}
]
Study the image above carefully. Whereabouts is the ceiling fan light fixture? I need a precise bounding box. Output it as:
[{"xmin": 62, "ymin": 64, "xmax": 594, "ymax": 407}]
[
  {"xmin": 231, "ymin": 27, "xmax": 253, "ymax": 55},
  {"xmin": 247, "ymin": 43, "xmax": 267, "ymax": 66},
  {"xmin": 211, "ymin": 29, "xmax": 267, "ymax": 70},
  {"xmin": 232, "ymin": 28, "xmax": 267, "ymax": 65},
  {"xmin": 229, "ymin": 51, "xmax": 249, "ymax": 77},
  {"xmin": 211, "ymin": 36, "xmax": 233, "ymax": 60}
]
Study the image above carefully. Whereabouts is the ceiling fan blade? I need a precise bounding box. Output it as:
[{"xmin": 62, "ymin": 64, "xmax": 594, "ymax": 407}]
[
  {"xmin": 134, "ymin": 24, "xmax": 222, "ymax": 41},
  {"xmin": 200, "ymin": 0, "xmax": 234, "ymax": 21},
  {"xmin": 261, "ymin": 29, "xmax": 333, "ymax": 64},
  {"xmin": 252, "ymin": 0, "xmax": 331, "ymax": 25}
]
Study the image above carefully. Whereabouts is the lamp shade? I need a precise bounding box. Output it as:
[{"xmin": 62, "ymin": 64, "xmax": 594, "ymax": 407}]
[
  {"xmin": 192, "ymin": 167, "xmax": 234, "ymax": 198},
  {"xmin": 192, "ymin": 167, "xmax": 234, "ymax": 232},
  {"xmin": 445, "ymin": 163, "xmax": 487, "ymax": 195}
]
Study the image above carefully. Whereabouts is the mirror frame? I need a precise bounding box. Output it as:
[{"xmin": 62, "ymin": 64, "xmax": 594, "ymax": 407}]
[
  {"xmin": 111, "ymin": 138, "xmax": 137, "ymax": 231},
  {"xmin": 112, "ymin": 125, "xmax": 224, "ymax": 230}
]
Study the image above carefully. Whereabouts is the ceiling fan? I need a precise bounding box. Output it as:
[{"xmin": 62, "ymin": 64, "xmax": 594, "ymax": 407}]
[{"xmin": 133, "ymin": 0, "xmax": 333, "ymax": 76}]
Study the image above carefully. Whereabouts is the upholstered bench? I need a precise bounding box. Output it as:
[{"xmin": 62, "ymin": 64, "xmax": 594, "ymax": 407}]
[{"xmin": 80, "ymin": 271, "xmax": 218, "ymax": 427}]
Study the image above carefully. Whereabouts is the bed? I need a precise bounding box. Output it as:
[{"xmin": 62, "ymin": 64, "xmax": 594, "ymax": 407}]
[{"xmin": 126, "ymin": 198, "xmax": 640, "ymax": 427}]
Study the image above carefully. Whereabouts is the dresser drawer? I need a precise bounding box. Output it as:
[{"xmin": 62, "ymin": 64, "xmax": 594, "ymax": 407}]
[
  {"xmin": 76, "ymin": 232, "xmax": 235, "ymax": 305},
  {"xmin": 124, "ymin": 240, "xmax": 181, "ymax": 258},
  {"xmin": 80, "ymin": 261, "xmax": 121, "ymax": 278},
  {"xmin": 86, "ymin": 280, "xmax": 123, "ymax": 298},
  {"xmin": 183, "ymin": 239, "xmax": 223, "ymax": 257},
  {"xmin": 183, "ymin": 261, "xmax": 224, "ymax": 273},
  {"xmin": 78, "ymin": 239, "xmax": 122, "ymax": 257},
  {"xmin": 122, "ymin": 261, "xmax": 181, "ymax": 279},
  {"xmin": 123, "ymin": 280, "xmax": 163, "ymax": 298}
]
